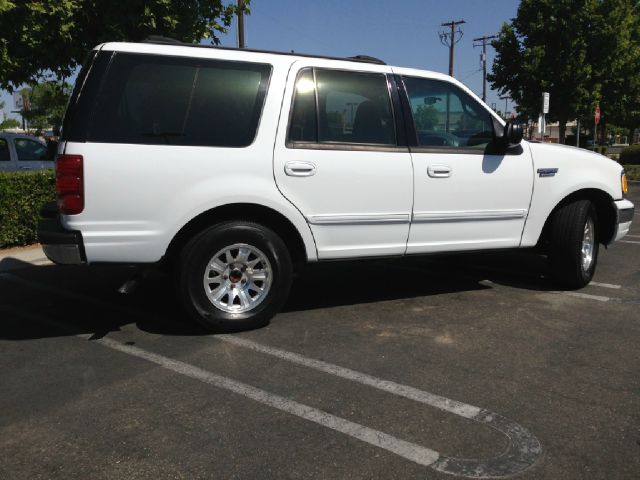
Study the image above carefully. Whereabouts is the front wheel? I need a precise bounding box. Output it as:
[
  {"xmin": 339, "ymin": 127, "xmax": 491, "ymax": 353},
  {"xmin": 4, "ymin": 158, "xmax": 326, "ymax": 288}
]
[
  {"xmin": 548, "ymin": 199, "xmax": 599, "ymax": 289},
  {"xmin": 178, "ymin": 221, "xmax": 293, "ymax": 332}
]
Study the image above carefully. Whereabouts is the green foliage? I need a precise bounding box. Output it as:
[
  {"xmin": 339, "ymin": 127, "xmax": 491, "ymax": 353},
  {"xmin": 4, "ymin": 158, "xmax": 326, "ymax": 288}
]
[
  {"xmin": 623, "ymin": 164, "xmax": 640, "ymax": 181},
  {"xmin": 0, "ymin": 1, "xmax": 249, "ymax": 91},
  {"xmin": 489, "ymin": 0, "xmax": 640, "ymax": 141},
  {"xmin": 620, "ymin": 144, "xmax": 640, "ymax": 165},
  {"xmin": 0, "ymin": 170, "xmax": 55, "ymax": 247},
  {"xmin": 413, "ymin": 105, "xmax": 439, "ymax": 131},
  {"xmin": 0, "ymin": 117, "xmax": 20, "ymax": 129},
  {"xmin": 22, "ymin": 81, "xmax": 71, "ymax": 134}
]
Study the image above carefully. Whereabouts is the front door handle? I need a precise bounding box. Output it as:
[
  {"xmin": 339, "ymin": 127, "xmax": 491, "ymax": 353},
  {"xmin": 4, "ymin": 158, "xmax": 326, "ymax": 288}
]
[
  {"xmin": 427, "ymin": 164, "xmax": 452, "ymax": 178},
  {"xmin": 285, "ymin": 161, "xmax": 317, "ymax": 177}
]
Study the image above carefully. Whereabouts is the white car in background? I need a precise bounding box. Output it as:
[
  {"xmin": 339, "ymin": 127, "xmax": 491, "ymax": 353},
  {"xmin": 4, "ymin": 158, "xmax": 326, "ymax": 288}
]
[
  {"xmin": 38, "ymin": 39, "xmax": 634, "ymax": 332},
  {"xmin": 0, "ymin": 133, "xmax": 54, "ymax": 171}
]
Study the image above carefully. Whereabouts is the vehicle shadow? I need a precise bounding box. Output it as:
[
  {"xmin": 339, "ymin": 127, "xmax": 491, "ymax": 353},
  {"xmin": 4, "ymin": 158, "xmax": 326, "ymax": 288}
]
[{"xmin": 0, "ymin": 250, "xmax": 556, "ymax": 341}]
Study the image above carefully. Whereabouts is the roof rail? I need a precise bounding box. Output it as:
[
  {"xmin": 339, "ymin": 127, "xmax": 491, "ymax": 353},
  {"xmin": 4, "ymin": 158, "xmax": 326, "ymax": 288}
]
[
  {"xmin": 143, "ymin": 35, "xmax": 182, "ymax": 44},
  {"xmin": 139, "ymin": 37, "xmax": 386, "ymax": 65},
  {"xmin": 346, "ymin": 55, "xmax": 386, "ymax": 65}
]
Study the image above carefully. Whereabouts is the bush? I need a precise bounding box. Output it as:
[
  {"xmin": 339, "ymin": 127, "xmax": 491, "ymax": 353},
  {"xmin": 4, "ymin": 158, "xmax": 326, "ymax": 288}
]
[
  {"xmin": 0, "ymin": 170, "xmax": 55, "ymax": 247},
  {"xmin": 623, "ymin": 164, "xmax": 640, "ymax": 181},
  {"xmin": 620, "ymin": 145, "xmax": 640, "ymax": 165}
]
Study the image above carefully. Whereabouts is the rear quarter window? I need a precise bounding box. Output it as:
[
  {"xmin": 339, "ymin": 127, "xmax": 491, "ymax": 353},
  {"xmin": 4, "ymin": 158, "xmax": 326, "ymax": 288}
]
[{"xmin": 88, "ymin": 53, "xmax": 271, "ymax": 148}]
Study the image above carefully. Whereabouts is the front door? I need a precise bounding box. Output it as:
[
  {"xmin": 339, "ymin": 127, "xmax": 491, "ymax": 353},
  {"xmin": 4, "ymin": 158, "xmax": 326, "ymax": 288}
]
[
  {"xmin": 273, "ymin": 62, "xmax": 414, "ymax": 259},
  {"xmin": 14, "ymin": 137, "xmax": 54, "ymax": 171},
  {"xmin": 398, "ymin": 74, "xmax": 534, "ymax": 254}
]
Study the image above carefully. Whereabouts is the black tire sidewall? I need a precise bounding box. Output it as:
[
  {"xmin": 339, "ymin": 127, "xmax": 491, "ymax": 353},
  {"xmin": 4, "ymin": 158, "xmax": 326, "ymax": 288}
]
[
  {"xmin": 179, "ymin": 222, "xmax": 292, "ymax": 332},
  {"xmin": 549, "ymin": 200, "xmax": 599, "ymax": 288}
]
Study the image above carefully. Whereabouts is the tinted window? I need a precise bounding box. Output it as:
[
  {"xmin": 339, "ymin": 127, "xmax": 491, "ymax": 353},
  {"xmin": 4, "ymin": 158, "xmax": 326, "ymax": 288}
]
[
  {"xmin": 288, "ymin": 69, "xmax": 317, "ymax": 142},
  {"xmin": 0, "ymin": 139, "xmax": 10, "ymax": 161},
  {"xmin": 403, "ymin": 77, "xmax": 494, "ymax": 149},
  {"xmin": 15, "ymin": 139, "xmax": 49, "ymax": 161},
  {"xmin": 89, "ymin": 53, "xmax": 271, "ymax": 147},
  {"xmin": 288, "ymin": 68, "xmax": 396, "ymax": 146}
]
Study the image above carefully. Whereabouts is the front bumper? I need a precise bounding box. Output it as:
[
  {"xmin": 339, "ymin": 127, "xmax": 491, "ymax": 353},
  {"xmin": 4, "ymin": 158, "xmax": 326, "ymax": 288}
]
[
  {"xmin": 612, "ymin": 198, "xmax": 634, "ymax": 242},
  {"xmin": 37, "ymin": 202, "xmax": 86, "ymax": 265}
]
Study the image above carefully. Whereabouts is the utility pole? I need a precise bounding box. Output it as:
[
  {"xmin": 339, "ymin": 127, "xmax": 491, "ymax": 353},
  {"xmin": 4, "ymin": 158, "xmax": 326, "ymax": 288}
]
[
  {"xmin": 439, "ymin": 20, "xmax": 465, "ymax": 77},
  {"xmin": 473, "ymin": 34, "xmax": 497, "ymax": 102},
  {"xmin": 499, "ymin": 95, "xmax": 510, "ymax": 120},
  {"xmin": 237, "ymin": 0, "xmax": 245, "ymax": 48}
]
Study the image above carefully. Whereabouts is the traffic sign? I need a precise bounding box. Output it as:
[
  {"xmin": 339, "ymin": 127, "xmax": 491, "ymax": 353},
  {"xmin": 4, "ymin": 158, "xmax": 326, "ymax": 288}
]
[
  {"xmin": 595, "ymin": 105, "xmax": 601, "ymax": 125},
  {"xmin": 542, "ymin": 92, "xmax": 550, "ymax": 114}
]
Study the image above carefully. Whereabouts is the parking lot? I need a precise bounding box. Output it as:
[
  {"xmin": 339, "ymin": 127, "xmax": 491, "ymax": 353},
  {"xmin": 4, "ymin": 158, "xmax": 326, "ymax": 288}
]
[{"xmin": 1, "ymin": 185, "xmax": 638, "ymax": 479}]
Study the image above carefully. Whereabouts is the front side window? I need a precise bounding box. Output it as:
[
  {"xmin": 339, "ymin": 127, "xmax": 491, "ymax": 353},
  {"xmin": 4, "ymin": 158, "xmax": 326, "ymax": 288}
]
[
  {"xmin": 0, "ymin": 139, "xmax": 10, "ymax": 161},
  {"xmin": 288, "ymin": 68, "xmax": 396, "ymax": 146},
  {"xmin": 89, "ymin": 53, "xmax": 271, "ymax": 148},
  {"xmin": 403, "ymin": 77, "xmax": 494, "ymax": 150},
  {"xmin": 15, "ymin": 139, "xmax": 49, "ymax": 161}
]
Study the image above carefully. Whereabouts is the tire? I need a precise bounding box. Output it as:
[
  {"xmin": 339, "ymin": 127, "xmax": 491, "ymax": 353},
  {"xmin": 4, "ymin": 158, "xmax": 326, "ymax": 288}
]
[
  {"xmin": 178, "ymin": 221, "xmax": 293, "ymax": 332},
  {"xmin": 548, "ymin": 199, "xmax": 599, "ymax": 289}
]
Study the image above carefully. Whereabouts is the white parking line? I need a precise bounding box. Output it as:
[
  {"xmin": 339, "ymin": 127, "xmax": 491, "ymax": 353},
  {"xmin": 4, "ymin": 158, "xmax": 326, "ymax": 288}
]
[
  {"xmin": 619, "ymin": 240, "xmax": 640, "ymax": 245},
  {"xmin": 552, "ymin": 291, "xmax": 610, "ymax": 302},
  {"xmin": 589, "ymin": 282, "xmax": 622, "ymax": 289},
  {"xmin": 626, "ymin": 234, "xmax": 640, "ymax": 239},
  {"xmin": 1, "ymin": 275, "xmax": 543, "ymax": 478}
]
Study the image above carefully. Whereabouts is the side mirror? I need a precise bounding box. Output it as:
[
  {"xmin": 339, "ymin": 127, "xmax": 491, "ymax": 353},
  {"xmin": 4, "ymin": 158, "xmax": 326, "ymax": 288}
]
[{"xmin": 502, "ymin": 122, "xmax": 523, "ymax": 147}]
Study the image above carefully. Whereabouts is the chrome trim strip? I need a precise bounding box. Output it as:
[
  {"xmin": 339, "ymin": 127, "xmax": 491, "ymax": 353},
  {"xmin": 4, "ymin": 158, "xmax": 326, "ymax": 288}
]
[
  {"xmin": 307, "ymin": 213, "xmax": 411, "ymax": 225},
  {"xmin": 412, "ymin": 209, "xmax": 527, "ymax": 223}
]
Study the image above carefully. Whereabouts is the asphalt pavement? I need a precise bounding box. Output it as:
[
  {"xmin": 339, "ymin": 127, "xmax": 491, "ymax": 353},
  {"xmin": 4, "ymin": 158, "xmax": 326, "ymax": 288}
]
[{"xmin": 1, "ymin": 186, "xmax": 639, "ymax": 479}]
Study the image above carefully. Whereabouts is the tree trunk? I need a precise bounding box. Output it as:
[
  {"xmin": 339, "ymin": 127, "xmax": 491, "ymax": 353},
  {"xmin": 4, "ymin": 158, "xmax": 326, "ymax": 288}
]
[{"xmin": 558, "ymin": 120, "xmax": 567, "ymax": 144}]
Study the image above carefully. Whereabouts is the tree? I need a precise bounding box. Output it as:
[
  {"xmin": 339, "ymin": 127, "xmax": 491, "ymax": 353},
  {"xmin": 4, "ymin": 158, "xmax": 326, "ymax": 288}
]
[
  {"xmin": 0, "ymin": 1, "xmax": 248, "ymax": 91},
  {"xmin": 413, "ymin": 105, "xmax": 439, "ymax": 131},
  {"xmin": 0, "ymin": 118, "xmax": 20, "ymax": 130},
  {"xmin": 22, "ymin": 81, "xmax": 72, "ymax": 134},
  {"xmin": 591, "ymin": 0, "xmax": 640, "ymax": 140},
  {"xmin": 489, "ymin": 0, "xmax": 597, "ymax": 143}
]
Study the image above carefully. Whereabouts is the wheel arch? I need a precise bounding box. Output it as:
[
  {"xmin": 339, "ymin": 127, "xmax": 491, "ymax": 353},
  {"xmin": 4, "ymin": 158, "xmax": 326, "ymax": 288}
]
[
  {"xmin": 165, "ymin": 203, "xmax": 312, "ymax": 269},
  {"xmin": 537, "ymin": 188, "xmax": 616, "ymax": 247}
]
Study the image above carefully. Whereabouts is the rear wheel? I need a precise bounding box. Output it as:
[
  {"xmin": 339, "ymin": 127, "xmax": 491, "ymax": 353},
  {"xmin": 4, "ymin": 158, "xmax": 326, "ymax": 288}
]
[
  {"xmin": 548, "ymin": 199, "xmax": 599, "ymax": 289},
  {"xmin": 178, "ymin": 221, "xmax": 292, "ymax": 332}
]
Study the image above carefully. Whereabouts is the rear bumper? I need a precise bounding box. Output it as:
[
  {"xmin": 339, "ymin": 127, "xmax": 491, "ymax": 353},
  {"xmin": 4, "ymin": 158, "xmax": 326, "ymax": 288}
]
[
  {"xmin": 37, "ymin": 202, "xmax": 86, "ymax": 265},
  {"xmin": 612, "ymin": 199, "xmax": 634, "ymax": 243}
]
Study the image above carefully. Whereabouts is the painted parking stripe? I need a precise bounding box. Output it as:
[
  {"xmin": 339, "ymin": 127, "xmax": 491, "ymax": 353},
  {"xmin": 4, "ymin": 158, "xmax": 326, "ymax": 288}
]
[
  {"xmin": 619, "ymin": 240, "xmax": 640, "ymax": 245},
  {"xmin": 588, "ymin": 282, "xmax": 621, "ymax": 290},
  {"xmin": 478, "ymin": 278, "xmax": 613, "ymax": 302},
  {"xmin": 550, "ymin": 291, "xmax": 610, "ymax": 302},
  {"xmin": 626, "ymin": 234, "xmax": 640, "ymax": 238},
  {"xmin": 0, "ymin": 274, "xmax": 543, "ymax": 478}
]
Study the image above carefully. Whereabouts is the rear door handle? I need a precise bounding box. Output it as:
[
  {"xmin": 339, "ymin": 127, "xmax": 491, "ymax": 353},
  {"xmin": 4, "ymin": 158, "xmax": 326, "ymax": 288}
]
[
  {"xmin": 285, "ymin": 161, "xmax": 317, "ymax": 177},
  {"xmin": 19, "ymin": 166, "xmax": 32, "ymax": 170},
  {"xmin": 427, "ymin": 165, "xmax": 452, "ymax": 178}
]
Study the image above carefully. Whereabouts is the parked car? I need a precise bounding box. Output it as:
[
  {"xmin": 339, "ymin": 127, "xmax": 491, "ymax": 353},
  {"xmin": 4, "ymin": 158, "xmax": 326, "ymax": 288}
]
[
  {"xmin": 38, "ymin": 39, "xmax": 634, "ymax": 332},
  {"xmin": 0, "ymin": 133, "xmax": 55, "ymax": 171}
]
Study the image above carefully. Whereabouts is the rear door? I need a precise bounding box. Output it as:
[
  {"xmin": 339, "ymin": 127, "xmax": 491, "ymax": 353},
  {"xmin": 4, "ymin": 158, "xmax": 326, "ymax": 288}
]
[{"xmin": 273, "ymin": 61, "xmax": 414, "ymax": 259}]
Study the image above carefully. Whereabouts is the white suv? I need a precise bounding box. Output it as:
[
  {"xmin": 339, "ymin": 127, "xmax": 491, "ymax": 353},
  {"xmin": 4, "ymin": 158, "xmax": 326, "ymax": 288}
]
[{"xmin": 38, "ymin": 40, "xmax": 634, "ymax": 331}]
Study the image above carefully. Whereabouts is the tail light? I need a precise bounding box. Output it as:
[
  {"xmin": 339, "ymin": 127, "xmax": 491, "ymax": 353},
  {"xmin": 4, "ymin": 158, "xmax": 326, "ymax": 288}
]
[{"xmin": 56, "ymin": 154, "xmax": 84, "ymax": 215}]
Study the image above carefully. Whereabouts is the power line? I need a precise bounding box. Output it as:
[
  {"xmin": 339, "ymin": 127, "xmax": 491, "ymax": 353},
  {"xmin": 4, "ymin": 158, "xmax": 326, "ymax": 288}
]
[
  {"xmin": 473, "ymin": 34, "xmax": 497, "ymax": 103},
  {"xmin": 439, "ymin": 20, "xmax": 465, "ymax": 77}
]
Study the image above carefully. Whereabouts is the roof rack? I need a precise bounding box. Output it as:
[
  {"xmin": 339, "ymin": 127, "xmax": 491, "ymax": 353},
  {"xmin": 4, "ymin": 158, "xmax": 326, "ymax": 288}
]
[{"xmin": 142, "ymin": 36, "xmax": 386, "ymax": 65}]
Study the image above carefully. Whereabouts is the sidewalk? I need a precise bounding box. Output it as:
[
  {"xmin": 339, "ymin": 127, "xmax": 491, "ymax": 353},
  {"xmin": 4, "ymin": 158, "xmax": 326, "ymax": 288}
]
[{"xmin": 0, "ymin": 244, "xmax": 51, "ymax": 272}]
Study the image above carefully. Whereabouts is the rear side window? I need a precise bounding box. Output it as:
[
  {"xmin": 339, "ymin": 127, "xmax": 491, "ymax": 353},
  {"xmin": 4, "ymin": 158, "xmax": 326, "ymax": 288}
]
[
  {"xmin": 88, "ymin": 53, "xmax": 271, "ymax": 147},
  {"xmin": 0, "ymin": 139, "xmax": 10, "ymax": 161},
  {"xmin": 288, "ymin": 68, "xmax": 396, "ymax": 146},
  {"xmin": 15, "ymin": 139, "xmax": 50, "ymax": 161}
]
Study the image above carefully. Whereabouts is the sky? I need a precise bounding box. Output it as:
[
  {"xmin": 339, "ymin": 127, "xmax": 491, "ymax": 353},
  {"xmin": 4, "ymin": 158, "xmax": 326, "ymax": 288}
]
[{"xmin": 1, "ymin": 0, "xmax": 520, "ymax": 121}]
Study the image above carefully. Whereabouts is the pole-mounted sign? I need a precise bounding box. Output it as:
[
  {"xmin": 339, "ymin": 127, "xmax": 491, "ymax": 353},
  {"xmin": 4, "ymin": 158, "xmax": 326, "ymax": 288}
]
[
  {"xmin": 542, "ymin": 92, "xmax": 550, "ymax": 114},
  {"xmin": 595, "ymin": 105, "xmax": 601, "ymax": 125}
]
